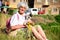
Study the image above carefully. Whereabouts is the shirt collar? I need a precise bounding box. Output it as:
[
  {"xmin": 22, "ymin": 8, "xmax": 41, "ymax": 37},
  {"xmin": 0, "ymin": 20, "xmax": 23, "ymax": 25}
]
[{"xmin": 17, "ymin": 12, "xmax": 25, "ymax": 16}]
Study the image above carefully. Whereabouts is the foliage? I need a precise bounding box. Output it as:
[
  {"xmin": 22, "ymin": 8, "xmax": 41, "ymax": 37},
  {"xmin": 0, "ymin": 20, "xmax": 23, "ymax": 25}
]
[
  {"xmin": 8, "ymin": 9, "xmax": 14, "ymax": 15},
  {"xmin": 0, "ymin": 13, "xmax": 60, "ymax": 40},
  {"xmin": 55, "ymin": 15, "xmax": 60, "ymax": 23}
]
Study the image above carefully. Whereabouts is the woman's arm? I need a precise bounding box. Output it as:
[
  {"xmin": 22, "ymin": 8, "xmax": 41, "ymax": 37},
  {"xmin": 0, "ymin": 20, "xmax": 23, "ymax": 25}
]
[{"xmin": 11, "ymin": 25, "xmax": 25, "ymax": 30}]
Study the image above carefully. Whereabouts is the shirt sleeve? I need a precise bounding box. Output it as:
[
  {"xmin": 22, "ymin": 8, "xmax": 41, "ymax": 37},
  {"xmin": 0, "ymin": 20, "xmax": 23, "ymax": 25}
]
[{"xmin": 10, "ymin": 14, "xmax": 18, "ymax": 26}]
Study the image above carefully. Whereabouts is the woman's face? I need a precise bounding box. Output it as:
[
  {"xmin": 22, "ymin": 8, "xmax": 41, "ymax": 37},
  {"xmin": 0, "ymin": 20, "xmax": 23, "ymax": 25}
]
[{"xmin": 19, "ymin": 6, "xmax": 26, "ymax": 14}]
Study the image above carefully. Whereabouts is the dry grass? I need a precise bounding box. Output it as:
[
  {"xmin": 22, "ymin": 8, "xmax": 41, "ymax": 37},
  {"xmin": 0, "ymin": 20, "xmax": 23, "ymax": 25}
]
[{"xmin": 0, "ymin": 14, "xmax": 60, "ymax": 40}]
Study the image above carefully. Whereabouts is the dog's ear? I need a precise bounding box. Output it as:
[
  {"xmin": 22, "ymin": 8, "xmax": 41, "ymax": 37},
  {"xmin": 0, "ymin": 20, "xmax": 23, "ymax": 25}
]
[{"xmin": 29, "ymin": 13, "xmax": 32, "ymax": 17}]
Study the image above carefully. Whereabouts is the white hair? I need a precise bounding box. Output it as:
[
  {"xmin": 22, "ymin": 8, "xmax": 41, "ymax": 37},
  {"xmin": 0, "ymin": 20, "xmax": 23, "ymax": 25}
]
[{"xmin": 17, "ymin": 2, "xmax": 29, "ymax": 10}]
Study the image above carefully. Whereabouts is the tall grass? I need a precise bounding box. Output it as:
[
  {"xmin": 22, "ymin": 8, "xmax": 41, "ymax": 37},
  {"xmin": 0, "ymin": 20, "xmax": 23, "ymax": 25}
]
[
  {"xmin": 0, "ymin": 14, "xmax": 60, "ymax": 40},
  {"xmin": 0, "ymin": 13, "xmax": 11, "ymax": 29}
]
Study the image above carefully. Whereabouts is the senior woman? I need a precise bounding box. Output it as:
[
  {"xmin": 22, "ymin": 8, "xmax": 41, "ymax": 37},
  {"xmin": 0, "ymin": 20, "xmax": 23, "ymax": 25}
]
[{"xmin": 6, "ymin": 2, "xmax": 48, "ymax": 40}]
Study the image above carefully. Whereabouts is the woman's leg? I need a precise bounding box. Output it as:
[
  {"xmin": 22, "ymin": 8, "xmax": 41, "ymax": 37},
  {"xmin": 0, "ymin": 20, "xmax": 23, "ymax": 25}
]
[
  {"xmin": 37, "ymin": 25, "xmax": 47, "ymax": 40},
  {"xmin": 32, "ymin": 27, "xmax": 44, "ymax": 40}
]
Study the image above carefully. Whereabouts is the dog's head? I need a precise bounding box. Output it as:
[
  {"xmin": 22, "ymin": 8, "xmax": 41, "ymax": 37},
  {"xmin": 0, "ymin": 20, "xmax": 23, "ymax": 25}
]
[{"xmin": 25, "ymin": 13, "xmax": 32, "ymax": 20}]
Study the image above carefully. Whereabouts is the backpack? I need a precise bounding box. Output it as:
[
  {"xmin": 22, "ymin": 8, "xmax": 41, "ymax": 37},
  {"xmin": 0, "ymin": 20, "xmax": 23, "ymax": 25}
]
[{"xmin": 6, "ymin": 14, "xmax": 19, "ymax": 33}]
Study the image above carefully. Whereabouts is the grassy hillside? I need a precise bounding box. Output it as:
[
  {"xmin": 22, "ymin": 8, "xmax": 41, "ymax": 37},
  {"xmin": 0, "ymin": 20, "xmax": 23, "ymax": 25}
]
[{"xmin": 0, "ymin": 13, "xmax": 60, "ymax": 40}]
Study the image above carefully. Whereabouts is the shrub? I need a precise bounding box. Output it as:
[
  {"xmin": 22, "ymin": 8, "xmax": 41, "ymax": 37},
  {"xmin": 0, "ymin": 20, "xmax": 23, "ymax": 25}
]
[
  {"xmin": 8, "ymin": 9, "xmax": 14, "ymax": 15},
  {"xmin": 55, "ymin": 15, "xmax": 60, "ymax": 23}
]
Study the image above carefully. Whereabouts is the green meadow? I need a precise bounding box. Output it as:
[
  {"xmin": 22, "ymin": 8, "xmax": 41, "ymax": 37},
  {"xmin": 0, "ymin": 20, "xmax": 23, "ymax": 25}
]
[{"xmin": 0, "ymin": 13, "xmax": 60, "ymax": 40}]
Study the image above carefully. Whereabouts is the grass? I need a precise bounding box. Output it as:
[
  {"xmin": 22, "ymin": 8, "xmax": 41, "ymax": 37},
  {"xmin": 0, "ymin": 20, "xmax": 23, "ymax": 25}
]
[{"xmin": 0, "ymin": 13, "xmax": 60, "ymax": 40}]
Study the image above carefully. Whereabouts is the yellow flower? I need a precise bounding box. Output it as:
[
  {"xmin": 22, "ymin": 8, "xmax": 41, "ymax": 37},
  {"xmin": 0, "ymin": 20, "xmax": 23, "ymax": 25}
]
[{"xmin": 26, "ymin": 22, "xmax": 32, "ymax": 31}]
